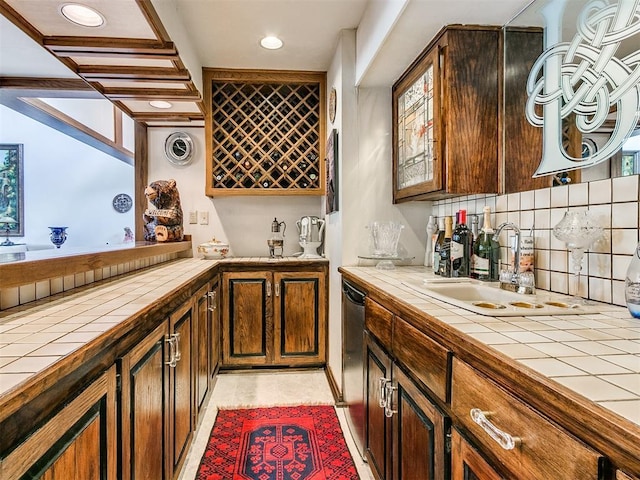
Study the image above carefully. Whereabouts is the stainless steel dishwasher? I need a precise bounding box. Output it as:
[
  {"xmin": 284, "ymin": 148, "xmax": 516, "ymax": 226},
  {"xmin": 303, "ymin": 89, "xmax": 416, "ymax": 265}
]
[{"xmin": 341, "ymin": 279, "xmax": 366, "ymax": 460}]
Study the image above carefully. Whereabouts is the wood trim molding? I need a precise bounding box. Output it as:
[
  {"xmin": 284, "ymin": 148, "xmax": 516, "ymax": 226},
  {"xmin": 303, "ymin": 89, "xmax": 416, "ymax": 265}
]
[
  {"xmin": 0, "ymin": 241, "xmax": 190, "ymax": 290},
  {"xmin": 0, "ymin": 77, "xmax": 93, "ymax": 92},
  {"xmin": 44, "ymin": 37, "xmax": 176, "ymax": 55},
  {"xmin": 135, "ymin": 121, "xmax": 148, "ymax": 243}
]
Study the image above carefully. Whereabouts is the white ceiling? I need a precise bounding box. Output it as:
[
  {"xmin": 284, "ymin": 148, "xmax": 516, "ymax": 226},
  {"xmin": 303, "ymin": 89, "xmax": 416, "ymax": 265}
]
[{"xmin": 0, "ymin": 0, "xmax": 535, "ymax": 124}]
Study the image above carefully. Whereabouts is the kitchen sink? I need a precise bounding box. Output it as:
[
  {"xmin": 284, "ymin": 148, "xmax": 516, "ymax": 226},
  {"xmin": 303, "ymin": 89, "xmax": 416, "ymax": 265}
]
[{"xmin": 402, "ymin": 279, "xmax": 596, "ymax": 316}]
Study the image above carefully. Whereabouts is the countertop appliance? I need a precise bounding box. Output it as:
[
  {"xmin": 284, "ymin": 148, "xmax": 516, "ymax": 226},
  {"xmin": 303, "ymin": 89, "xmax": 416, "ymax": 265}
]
[
  {"xmin": 341, "ymin": 279, "xmax": 366, "ymax": 460},
  {"xmin": 296, "ymin": 215, "xmax": 325, "ymax": 258}
]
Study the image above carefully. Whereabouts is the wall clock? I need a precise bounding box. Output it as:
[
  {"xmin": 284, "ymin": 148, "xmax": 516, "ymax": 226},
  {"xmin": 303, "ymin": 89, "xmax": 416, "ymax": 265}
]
[{"xmin": 165, "ymin": 132, "xmax": 194, "ymax": 165}]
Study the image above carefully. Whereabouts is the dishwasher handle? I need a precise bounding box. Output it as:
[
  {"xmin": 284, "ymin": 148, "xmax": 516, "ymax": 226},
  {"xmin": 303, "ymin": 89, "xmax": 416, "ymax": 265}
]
[{"xmin": 342, "ymin": 281, "xmax": 366, "ymax": 305}]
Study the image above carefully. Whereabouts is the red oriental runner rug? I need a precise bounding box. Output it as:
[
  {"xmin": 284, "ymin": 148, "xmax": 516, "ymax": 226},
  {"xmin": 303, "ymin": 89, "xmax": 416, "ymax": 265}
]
[{"xmin": 196, "ymin": 405, "xmax": 360, "ymax": 480}]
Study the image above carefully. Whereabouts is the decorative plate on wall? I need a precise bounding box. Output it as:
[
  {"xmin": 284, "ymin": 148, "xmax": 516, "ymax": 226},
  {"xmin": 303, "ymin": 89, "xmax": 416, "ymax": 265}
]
[
  {"xmin": 112, "ymin": 193, "xmax": 133, "ymax": 213},
  {"xmin": 328, "ymin": 87, "xmax": 337, "ymax": 124}
]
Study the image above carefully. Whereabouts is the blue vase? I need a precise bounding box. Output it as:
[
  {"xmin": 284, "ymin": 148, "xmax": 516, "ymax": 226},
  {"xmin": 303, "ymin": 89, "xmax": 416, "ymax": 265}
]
[{"xmin": 49, "ymin": 226, "xmax": 68, "ymax": 248}]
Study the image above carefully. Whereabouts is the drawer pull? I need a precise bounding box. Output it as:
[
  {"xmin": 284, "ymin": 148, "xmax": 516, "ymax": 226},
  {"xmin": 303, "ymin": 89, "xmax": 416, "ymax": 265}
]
[{"xmin": 470, "ymin": 408, "xmax": 521, "ymax": 450}]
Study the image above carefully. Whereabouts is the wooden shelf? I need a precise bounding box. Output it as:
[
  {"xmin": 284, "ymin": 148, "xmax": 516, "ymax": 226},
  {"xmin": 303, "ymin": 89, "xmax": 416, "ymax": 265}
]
[{"xmin": 204, "ymin": 69, "xmax": 326, "ymax": 196}]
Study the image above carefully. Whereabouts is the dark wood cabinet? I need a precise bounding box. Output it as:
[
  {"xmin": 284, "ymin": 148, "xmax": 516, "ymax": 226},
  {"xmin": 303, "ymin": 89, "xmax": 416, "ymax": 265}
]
[
  {"xmin": 209, "ymin": 278, "xmax": 220, "ymax": 381},
  {"xmin": 195, "ymin": 280, "xmax": 220, "ymax": 417},
  {"xmin": 392, "ymin": 26, "xmax": 500, "ymax": 202},
  {"xmin": 450, "ymin": 429, "xmax": 503, "ymax": 480},
  {"xmin": 364, "ymin": 332, "xmax": 449, "ymax": 480},
  {"xmin": 221, "ymin": 268, "xmax": 326, "ymax": 368},
  {"xmin": 120, "ymin": 322, "xmax": 169, "ymax": 480},
  {"xmin": 169, "ymin": 301, "xmax": 193, "ymax": 479},
  {"xmin": 120, "ymin": 298, "xmax": 196, "ymax": 480},
  {"xmin": 0, "ymin": 367, "xmax": 117, "ymax": 480},
  {"xmin": 222, "ymin": 271, "xmax": 271, "ymax": 366},
  {"xmin": 502, "ymin": 27, "xmax": 580, "ymax": 193},
  {"xmin": 273, "ymin": 271, "xmax": 326, "ymax": 364},
  {"xmin": 365, "ymin": 331, "xmax": 393, "ymax": 480}
]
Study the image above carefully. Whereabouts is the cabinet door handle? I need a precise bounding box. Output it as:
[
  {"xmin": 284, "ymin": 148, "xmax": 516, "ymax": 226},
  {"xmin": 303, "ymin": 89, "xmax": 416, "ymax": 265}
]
[
  {"xmin": 384, "ymin": 382, "xmax": 397, "ymax": 418},
  {"xmin": 267, "ymin": 281, "xmax": 272, "ymax": 297},
  {"xmin": 378, "ymin": 377, "xmax": 389, "ymax": 408},
  {"xmin": 173, "ymin": 332, "xmax": 181, "ymax": 362},
  {"xmin": 165, "ymin": 335, "xmax": 177, "ymax": 367},
  {"xmin": 275, "ymin": 282, "xmax": 280, "ymax": 297},
  {"xmin": 207, "ymin": 291, "xmax": 216, "ymax": 311},
  {"xmin": 470, "ymin": 408, "xmax": 521, "ymax": 450}
]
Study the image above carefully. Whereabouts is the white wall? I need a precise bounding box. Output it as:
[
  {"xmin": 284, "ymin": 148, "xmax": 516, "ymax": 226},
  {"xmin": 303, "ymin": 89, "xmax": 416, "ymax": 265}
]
[
  {"xmin": 325, "ymin": 29, "xmax": 358, "ymax": 395},
  {"xmin": 0, "ymin": 105, "xmax": 134, "ymax": 248},
  {"xmin": 40, "ymin": 98, "xmax": 115, "ymax": 141},
  {"xmin": 147, "ymin": 127, "xmax": 323, "ymax": 257},
  {"xmin": 324, "ymin": 29, "xmax": 433, "ymax": 396},
  {"xmin": 353, "ymin": 87, "xmax": 431, "ymax": 262}
]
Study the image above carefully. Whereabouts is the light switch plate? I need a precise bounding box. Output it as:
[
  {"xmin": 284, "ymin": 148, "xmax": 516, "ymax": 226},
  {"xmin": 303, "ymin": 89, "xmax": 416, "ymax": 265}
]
[
  {"xmin": 188, "ymin": 211, "xmax": 197, "ymax": 224},
  {"xmin": 199, "ymin": 211, "xmax": 209, "ymax": 225}
]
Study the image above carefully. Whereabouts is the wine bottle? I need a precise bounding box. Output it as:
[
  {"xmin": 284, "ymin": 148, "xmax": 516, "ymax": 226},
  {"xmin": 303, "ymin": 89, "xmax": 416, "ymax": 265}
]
[
  {"xmin": 451, "ymin": 209, "xmax": 472, "ymax": 277},
  {"xmin": 472, "ymin": 206, "xmax": 499, "ymax": 281},
  {"xmin": 439, "ymin": 216, "xmax": 453, "ymax": 277},
  {"xmin": 433, "ymin": 217, "xmax": 445, "ymax": 274},
  {"xmin": 625, "ymin": 242, "xmax": 640, "ymax": 318}
]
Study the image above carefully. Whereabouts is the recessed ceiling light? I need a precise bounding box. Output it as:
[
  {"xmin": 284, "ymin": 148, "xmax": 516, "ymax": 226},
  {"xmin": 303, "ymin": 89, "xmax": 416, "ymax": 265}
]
[
  {"xmin": 60, "ymin": 3, "xmax": 105, "ymax": 27},
  {"xmin": 260, "ymin": 36, "xmax": 283, "ymax": 50},
  {"xmin": 149, "ymin": 100, "xmax": 173, "ymax": 109}
]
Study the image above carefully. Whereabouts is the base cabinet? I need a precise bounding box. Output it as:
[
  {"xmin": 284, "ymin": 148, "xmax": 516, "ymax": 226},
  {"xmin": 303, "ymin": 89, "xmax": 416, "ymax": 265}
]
[
  {"xmin": 222, "ymin": 269, "xmax": 326, "ymax": 368},
  {"xmin": 450, "ymin": 429, "xmax": 502, "ymax": 480},
  {"xmin": 195, "ymin": 280, "xmax": 220, "ymax": 418},
  {"xmin": 0, "ymin": 367, "xmax": 117, "ymax": 480},
  {"xmin": 365, "ymin": 332, "xmax": 448, "ymax": 480},
  {"xmin": 120, "ymin": 299, "xmax": 195, "ymax": 480}
]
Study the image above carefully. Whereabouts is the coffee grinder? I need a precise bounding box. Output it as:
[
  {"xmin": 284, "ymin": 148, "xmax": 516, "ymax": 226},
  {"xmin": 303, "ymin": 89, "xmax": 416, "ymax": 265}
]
[{"xmin": 268, "ymin": 217, "xmax": 286, "ymax": 258}]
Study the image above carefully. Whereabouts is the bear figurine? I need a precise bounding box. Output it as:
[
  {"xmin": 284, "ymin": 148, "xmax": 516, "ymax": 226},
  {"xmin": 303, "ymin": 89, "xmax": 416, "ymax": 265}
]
[{"xmin": 143, "ymin": 179, "xmax": 184, "ymax": 242}]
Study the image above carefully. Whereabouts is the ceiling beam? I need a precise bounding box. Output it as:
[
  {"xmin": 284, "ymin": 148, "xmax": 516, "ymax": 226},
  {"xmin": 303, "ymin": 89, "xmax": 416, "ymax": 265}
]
[
  {"xmin": 77, "ymin": 66, "xmax": 191, "ymax": 81},
  {"xmin": 44, "ymin": 37, "xmax": 176, "ymax": 55},
  {"xmin": 101, "ymin": 88, "xmax": 202, "ymax": 101}
]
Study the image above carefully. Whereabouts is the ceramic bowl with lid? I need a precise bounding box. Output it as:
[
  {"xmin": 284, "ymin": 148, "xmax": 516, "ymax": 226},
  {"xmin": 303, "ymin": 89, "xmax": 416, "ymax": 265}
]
[{"xmin": 197, "ymin": 238, "xmax": 229, "ymax": 259}]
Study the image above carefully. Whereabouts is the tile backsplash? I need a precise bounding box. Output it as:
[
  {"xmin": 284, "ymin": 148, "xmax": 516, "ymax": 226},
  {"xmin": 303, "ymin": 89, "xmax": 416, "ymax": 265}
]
[{"xmin": 432, "ymin": 175, "xmax": 640, "ymax": 307}]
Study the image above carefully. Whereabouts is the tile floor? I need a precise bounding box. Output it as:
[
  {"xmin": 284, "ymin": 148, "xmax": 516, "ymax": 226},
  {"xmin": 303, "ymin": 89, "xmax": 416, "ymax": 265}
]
[{"xmin": 178, "ymin": 369, "xmax": 374, "ymax": 480}]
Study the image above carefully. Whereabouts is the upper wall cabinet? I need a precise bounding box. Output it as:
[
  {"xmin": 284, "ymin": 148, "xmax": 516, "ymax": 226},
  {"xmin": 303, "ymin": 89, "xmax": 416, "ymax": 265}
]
[
  {"xmin": 204, "ymin": 69, "xmax": 326, "ymax": 197},
  {"xmin": 502, "ymin": 27, "xmax": 581, "ymax": 194},
  {"xmin": 392, "ymin": 26, "xmax": 501, "ymax": 202}
]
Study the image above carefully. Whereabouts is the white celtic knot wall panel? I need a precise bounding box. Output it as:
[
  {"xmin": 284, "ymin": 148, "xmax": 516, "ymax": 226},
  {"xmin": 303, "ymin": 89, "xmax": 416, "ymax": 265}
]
[{"xmin": 526, "ymin": 0, "xmax": 640, "ymax": 176}]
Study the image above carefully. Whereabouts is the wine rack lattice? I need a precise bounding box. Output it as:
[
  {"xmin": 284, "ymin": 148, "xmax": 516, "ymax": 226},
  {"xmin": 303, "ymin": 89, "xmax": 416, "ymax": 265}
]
[{"xmin": 205, "ymin": 70, "xmax": 325, "ymax": 195}]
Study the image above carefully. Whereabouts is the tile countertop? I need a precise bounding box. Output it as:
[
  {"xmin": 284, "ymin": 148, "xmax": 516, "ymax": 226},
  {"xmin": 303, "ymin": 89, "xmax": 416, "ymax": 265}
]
[
  {"xmin": 0, "ymin": 256, "xmax": 327, "ymax": 398},
  {"xmin": 340, "ymin": 266, "xmax": 640, "ymax": 428}
]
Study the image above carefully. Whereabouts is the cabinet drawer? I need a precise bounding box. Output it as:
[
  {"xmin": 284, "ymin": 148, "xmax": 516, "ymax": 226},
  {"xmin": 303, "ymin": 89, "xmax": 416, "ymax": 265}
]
[
  {"xmin": 392, "ymin": 317, "xmax": 450, "ymax": 403},
  {"xmin": 365, "ymin": 297, "xmax": 393, "ymax": 349},
  {"xmin": 452, "ymin": 358, "xmax": 604, "ymax": 480}
]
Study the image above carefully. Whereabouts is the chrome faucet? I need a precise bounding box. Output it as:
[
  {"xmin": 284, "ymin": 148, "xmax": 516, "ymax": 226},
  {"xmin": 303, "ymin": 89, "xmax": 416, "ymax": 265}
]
[{"xmin": 493, "ymin": 222, "xmax": 535, "ymax": 294}]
